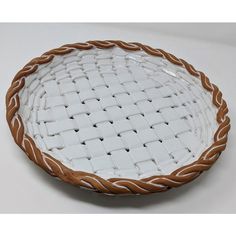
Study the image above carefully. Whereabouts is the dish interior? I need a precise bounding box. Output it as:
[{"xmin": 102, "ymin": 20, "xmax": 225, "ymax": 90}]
[{"xmin": 18, "ymin": 47, "xmax": 218, "ymax": 180}]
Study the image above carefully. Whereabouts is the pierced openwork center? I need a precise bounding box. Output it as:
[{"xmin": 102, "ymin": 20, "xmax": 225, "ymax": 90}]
[{"xmin": 18, "ymin": 47, "xmax": 218, "ymax": 180}]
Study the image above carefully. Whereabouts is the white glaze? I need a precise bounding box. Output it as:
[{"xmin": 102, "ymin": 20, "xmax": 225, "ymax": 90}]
[{"xmin": 18, "ymin": 47, "xmax": 218, "ymax": 180}]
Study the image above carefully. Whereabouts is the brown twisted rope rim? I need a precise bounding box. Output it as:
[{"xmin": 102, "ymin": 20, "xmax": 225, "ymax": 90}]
[{"xmin": 6, "ymin": 40, "xmax": 230, "ymax": 195}]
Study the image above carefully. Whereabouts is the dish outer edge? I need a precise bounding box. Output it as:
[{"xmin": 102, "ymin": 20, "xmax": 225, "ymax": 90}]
[{"xmin": 5, "ymin": 40, "xmax": 231, "ymax": 195}]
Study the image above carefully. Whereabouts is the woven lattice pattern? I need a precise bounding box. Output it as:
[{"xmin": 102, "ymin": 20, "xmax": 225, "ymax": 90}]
[{"xmin": 18, "ymin": 47, "xmax": 218, "ymax": 180}]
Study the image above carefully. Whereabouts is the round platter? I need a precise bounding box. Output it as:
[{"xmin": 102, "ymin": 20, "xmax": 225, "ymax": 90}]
[{"xmin": 6, "ymin": 40, "xmax": 230, "ymax": 195}]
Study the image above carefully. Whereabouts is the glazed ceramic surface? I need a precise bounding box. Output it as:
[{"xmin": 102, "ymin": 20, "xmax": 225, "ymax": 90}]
[
  {"xmin": 18, "ymin": 47, "xmax": 218, "ymax": 179},
  {"xmin": 6, "ymin": 41, "xmax": 229, "ymax": 194}
]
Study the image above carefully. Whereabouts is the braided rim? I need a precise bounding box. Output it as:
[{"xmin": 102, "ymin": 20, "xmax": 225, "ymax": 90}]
[{"xmin": 6, "ymin": 40, "xmax": 230, "ymax": 195}]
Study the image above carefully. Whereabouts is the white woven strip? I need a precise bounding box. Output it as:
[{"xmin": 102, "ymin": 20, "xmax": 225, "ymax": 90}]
[{"xmin": 18, "ymin": 47, "xmax": 218, "ymax": 180}]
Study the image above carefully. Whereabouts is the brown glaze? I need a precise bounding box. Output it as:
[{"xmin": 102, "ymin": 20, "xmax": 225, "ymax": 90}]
[{"xmin": 6, "ymin": 40, "xmax": 231, "ymax": 195}]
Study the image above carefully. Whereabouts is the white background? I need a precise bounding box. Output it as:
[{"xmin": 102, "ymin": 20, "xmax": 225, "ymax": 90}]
[{"xmin": 0, "ymin": 23, "xmax": 235, "ymax": 213}]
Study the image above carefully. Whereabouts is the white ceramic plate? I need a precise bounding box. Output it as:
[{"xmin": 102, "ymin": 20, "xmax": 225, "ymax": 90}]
[{"xmin": 6, "ymin": 41, "xmax": 230, "ymax": 194}]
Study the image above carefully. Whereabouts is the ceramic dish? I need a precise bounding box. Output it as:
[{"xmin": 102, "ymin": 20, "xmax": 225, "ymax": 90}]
[{"xmin": 6, "ymin": 40, "xmax": 230, "ymax": 195}]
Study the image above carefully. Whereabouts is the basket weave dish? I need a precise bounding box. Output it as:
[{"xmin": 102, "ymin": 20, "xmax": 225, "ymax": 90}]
[{"xmin": 6, "ymin": 40, "xmax": 230, "ymax": 195}]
